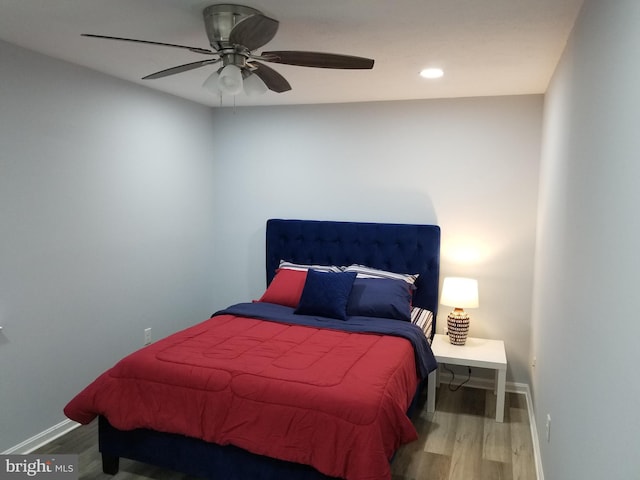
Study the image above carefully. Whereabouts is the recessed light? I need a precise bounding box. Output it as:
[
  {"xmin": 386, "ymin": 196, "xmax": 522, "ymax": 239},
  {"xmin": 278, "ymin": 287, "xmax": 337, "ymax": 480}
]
[{"xmin": 420, "ymin": 68, "xmax": 444, "ymax": 79}]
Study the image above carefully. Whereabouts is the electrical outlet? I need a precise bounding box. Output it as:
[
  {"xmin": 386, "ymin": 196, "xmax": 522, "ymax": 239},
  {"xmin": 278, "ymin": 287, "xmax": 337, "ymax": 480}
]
[
  {"xmin": 545, "ymin": 414, "xmax": 551, "ymax": 442},
  {"xmin": 144, "ymin": 327, "xmax": 152, "ymax": 345}
]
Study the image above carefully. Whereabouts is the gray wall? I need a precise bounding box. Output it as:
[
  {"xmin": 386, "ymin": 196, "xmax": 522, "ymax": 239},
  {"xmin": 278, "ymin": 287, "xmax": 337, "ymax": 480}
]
[
  {"xmin": 208, "ymin": 97, "xmax": 542, "ymax": 386},
  {"xmin": 532, "ymin": 0, "xmax": 640, "ymax": 478},
  {"xmin": 0, "ymin": 41, "xmax": 218, "ymax": 452},
  {"xmin": 1, "ymin": 39, "xmax": 543, "ymax": 451}
]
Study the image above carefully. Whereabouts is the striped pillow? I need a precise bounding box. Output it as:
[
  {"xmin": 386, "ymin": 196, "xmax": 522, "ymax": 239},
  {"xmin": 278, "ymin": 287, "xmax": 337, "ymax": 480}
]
[
  {"xmin": 411, "ymin": 307, "xmax": 434, "ymax": 343},
  {"xmin": 343, "ymin": 264, "xmax": 418, "ymax": 285},
  {"xmin": 279, "ymin": 260, "xmax": 343, "ymax": 273}
]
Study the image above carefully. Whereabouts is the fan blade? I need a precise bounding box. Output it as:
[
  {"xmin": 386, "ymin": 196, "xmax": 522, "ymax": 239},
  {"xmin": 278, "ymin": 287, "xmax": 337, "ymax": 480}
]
[
  {"xmin": 262, "ymin": 51, "xmax": 374, "ymax": 69},
  {"xmin": 229, "ymin": 14, "xmax": 279, "ymax": 51},
  {"xmin": 251, "ymin": 62, "xmax": 291, "ymax": 93},
  {"xmin": 143, "ymin": 59, "xmax": 220, "ymax": 80},
  {"xmin": 81, "ymin": 34, "xmax": 214, "ymax": 55}
]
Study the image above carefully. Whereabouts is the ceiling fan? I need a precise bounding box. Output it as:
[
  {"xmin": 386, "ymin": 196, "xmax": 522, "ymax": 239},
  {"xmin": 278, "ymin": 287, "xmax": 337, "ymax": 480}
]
[{"xmin": 82, "ymin": 3, "xmax": 375, "ymax": 96}]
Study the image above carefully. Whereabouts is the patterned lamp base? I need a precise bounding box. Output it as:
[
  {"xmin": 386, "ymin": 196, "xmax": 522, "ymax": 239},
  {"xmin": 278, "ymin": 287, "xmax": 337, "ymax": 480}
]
[{"xmin": 447, "ymin": 309, "xmax": 470, "ymax": 345}]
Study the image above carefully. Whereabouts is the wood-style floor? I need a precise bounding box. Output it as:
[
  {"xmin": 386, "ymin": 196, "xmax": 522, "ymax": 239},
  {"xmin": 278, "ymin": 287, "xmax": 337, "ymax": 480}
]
[
  {"xmin": 35, "ymin": 387, "xmax": 536, "ymax": 480},
  {"xmin": 392, "ymin": 387, "xmax": 536, "ymax": 480}
]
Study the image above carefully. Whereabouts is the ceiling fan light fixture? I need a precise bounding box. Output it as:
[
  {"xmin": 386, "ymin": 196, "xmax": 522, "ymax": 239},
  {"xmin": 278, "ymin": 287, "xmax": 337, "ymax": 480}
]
[
  {"xmin": 202, "ymin": 69, "xmax": 221, "ymax": 93},
  {"xmin": 82, "ymin": 4, "xmax": 375, "ymax": 97},
  {"xmin": 243, "ymin": 72, "xmax": 268, "ymax": 97},
  {"xmin": 218, "ymin": 64, "xmax": 243, "ymax": 95}
]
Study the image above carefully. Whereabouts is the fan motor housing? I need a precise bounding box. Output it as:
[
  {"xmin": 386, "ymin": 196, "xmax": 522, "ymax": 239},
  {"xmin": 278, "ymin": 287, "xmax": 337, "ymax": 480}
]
[{"xmin": 203, "ymin": 4, "xmax": 262, "ymax": 49}]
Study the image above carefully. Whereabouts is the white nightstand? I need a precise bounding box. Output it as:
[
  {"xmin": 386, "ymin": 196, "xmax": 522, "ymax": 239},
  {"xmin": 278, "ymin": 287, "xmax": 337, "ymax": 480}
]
[{"xmin": 427, "ymin": 333, "xmax": 507, "ymax": 422}]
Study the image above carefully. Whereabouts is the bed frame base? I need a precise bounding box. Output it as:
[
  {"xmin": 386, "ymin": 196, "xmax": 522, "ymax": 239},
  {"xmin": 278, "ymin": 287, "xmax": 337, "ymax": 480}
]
[
  {"xmin": 101, "ymin": 453, "xmax": 119, "ymax": 475},
  {"xmin": 98, "ymin": 416, "xmax": 339, "ymax": 480}
]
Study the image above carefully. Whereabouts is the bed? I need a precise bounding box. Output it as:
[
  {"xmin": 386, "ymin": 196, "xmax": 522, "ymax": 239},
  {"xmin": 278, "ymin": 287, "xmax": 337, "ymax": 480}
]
[{"xmin": 64, "ymin": 219, "xmax": 441, "ymax": 480}]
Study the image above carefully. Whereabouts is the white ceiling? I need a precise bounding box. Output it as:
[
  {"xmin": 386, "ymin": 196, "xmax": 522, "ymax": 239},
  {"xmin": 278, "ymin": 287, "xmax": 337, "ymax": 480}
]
[{"xmin": 0, "ymin": 0, "xmax": 583, "ymax": 108}]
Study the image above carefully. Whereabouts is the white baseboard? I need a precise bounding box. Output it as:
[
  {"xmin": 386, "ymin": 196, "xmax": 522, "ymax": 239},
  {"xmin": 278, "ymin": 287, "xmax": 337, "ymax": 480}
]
[
  {"xmin": 2, "ymin": 419, "xmax": 80, "ymax": 455},
  {"xmin": 521, "ymin": 383, "xmax": 544, "ymax": 480}
]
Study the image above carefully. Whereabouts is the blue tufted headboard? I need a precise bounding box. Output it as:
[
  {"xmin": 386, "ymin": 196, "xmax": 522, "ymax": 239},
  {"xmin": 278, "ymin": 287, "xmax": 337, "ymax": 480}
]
[{"xmin": 265, "ymin": 219, "xmax": 441, "ymax": 324}]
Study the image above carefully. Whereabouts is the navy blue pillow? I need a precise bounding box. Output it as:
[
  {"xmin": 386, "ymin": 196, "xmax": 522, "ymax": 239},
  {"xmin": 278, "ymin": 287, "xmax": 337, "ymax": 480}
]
[
  {"xmin": 346, "ymin": 278, "xmax": 412, "ymax": 321},
  {"xmin": 295, "ymin": 270, "xmax": 357, "ymax": 320}
]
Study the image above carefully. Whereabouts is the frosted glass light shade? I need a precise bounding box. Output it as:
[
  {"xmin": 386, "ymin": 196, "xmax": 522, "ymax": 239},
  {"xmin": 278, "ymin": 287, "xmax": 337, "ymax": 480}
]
[
  {"xmin": 441, "ymin": 277, "xmax": 479, "ymax": 308},
  {"xmin": 243, "ymin": 73, "xmax": 268, "ymax": 96},
  {"xmin": 202, "ymin": 70, "xmax": 221, "ymax": 93},
  {"xmin": 217, "ymin": 64, "xmax": 243, "ymax": 95}
]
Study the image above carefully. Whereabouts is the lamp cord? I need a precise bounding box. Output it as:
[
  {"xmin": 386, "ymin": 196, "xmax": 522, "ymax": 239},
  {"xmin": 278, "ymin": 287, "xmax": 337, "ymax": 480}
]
[{"xmin": 442, "ymin": 364, "xmax": 472, "ymax": 391}]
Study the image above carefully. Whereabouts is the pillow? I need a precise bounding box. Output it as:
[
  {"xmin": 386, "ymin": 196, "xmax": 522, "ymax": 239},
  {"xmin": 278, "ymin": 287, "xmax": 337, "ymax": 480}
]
[
  {"xmin": 257, "ymin": 268, "xmax": 307, "ymax": 308},
  {"xmin": 279, "ymin": 260, "xmax": 343, "ymax": 273},
  {"xmin": 343, "ymin": 264, "xmax": 419, "ymax": 285},
  {"xmin": 411, "ymin": 307, "xmax": 434, "ymax": 342},
  {"xmin": 346, "ymin": 278, "xmax": 412, "ymax": 321},
  {"xmin": 295, "ymin": 270, "xmax": 357, "ymax": 320}
]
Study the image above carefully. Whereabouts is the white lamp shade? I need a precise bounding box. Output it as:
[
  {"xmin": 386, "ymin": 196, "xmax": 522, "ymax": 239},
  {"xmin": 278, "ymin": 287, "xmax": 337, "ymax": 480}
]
[
  {"xmin": 243, "ymin": 72, "xmax": 268, "ymax": 97},
  {"xmin": 202, "ymin": 70, "xmax": 221, "ymax": 93},
  {"xmin": 441, "ymin": 277, "xmax": 479, "ymax": 308},
  {"xmin": 217, "ymin": 64, "xmax": 243, "ymax": 95}
]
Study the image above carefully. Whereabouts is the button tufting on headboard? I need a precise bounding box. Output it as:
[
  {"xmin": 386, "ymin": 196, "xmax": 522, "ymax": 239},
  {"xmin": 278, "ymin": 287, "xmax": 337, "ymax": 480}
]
[{"xmin": 265, "ymin": 219, "xmax": 441, "ymax": 321}]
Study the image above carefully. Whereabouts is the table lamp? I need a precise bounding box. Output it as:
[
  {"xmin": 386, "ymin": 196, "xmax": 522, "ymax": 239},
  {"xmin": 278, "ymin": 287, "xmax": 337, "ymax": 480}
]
[{"xmin": 441, "ymin": 277, "xmax": 479, "ymax": 345}]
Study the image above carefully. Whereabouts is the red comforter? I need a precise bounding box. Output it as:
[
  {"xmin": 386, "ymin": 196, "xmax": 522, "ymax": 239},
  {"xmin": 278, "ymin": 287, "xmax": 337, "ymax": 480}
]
[{"xmin": 64, "ymin": 313, "xmax": 420, "ymax": 480}]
